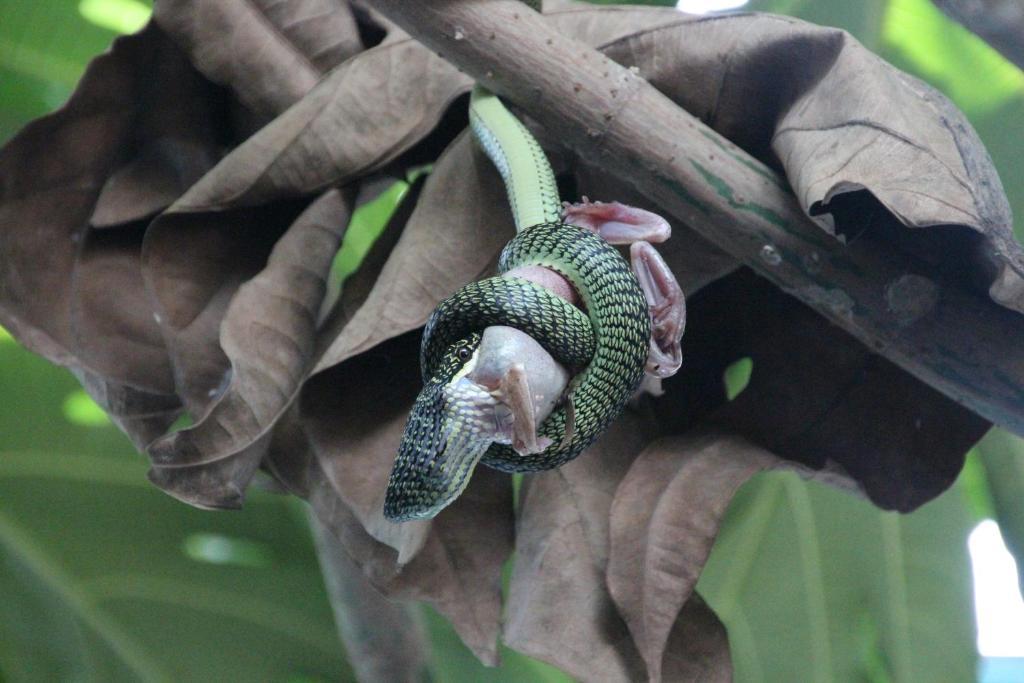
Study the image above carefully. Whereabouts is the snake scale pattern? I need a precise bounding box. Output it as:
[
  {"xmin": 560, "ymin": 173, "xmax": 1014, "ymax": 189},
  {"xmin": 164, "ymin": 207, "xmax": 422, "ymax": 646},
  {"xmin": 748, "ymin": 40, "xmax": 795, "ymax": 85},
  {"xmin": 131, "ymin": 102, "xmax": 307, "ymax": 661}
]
[{"xmin": 383, "ymin": 87, "xmax": 650, "ymax": 520}]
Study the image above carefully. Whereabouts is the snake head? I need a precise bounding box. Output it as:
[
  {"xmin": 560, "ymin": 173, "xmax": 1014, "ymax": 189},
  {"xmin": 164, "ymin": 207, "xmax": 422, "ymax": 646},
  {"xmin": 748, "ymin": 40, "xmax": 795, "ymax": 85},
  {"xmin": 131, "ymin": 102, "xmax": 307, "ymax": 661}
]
[
  {"xmin": 385, "ymin": 336, "xmax": 496, "ymax": 521},
  {"xmin": 384, "ymin": 378, "xmax": 499, "ymax": 521},
  {"xmin": 385, "ymin": 327, "xmax": 570, "ymax": 521}
]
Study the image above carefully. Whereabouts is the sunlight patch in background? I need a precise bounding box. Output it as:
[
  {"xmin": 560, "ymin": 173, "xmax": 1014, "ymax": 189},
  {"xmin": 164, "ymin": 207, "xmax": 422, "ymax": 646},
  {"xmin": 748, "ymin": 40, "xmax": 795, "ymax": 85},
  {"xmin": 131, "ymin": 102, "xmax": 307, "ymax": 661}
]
[
  {"xmin": 722, "ymin": 357, "xmax": 753, "ymax": 401},
  {"xmin": 0, "ymin": 325, "xmax": 12, "ymax": 344},
  {"xmin": 78, "ymin": 0, "xmax": 151, "ymax": 35},
  {"xmin": 676, "ymin": 0, "xmax": 748, "ymax": 11},
  {"xmin": 970, "ymin": 520, "xmax": 1024, "ymax": 657},
  {"xmin": 883, "ymin": 0, "xmax": 1024, "ymax": 114},
  {"xmin": 183, "ymin": 532, "xmax": 274, "ymax": 569},
  {"xmin": 62, "ymin": 389, "xmax": 111, "ymax": 427}
]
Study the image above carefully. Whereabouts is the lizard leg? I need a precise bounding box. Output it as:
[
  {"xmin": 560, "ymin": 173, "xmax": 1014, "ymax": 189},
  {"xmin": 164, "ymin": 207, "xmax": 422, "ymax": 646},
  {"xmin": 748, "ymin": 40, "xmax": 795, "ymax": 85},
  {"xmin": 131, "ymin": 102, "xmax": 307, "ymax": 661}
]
[
  {"xmin": 563, "ymin": 199, "xmax": 685, "ymax": 379},
  {"xmin": 497, "ymin": 363, "xmax": 555, "ymax": 455},
  {"xmin": 562, "ymin": 198, "xmax": 671, "ymax": 244},
  {"xmin": 632, "ymin": 240, "xmax": 686, "ymax": 378},
  {"xmin": 468, "ymin": 327, "xmax": 565, "ymax": 455}
]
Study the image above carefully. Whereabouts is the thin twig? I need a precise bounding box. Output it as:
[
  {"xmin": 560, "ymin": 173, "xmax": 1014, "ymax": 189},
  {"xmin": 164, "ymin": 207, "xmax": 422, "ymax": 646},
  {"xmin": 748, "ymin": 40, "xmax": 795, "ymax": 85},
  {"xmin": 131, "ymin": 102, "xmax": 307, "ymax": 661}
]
[{"xmin": 309, "ymin": 513, "xmax": 430, "ymax": 683}]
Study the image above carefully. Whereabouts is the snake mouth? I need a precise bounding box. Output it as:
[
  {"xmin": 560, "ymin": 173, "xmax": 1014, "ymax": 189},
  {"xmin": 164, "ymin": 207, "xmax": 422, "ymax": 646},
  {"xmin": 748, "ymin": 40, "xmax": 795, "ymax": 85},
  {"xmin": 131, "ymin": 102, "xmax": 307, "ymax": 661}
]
[{"xmin": 384, "ymin": 378, "xmax": 504, "ymax": 522}]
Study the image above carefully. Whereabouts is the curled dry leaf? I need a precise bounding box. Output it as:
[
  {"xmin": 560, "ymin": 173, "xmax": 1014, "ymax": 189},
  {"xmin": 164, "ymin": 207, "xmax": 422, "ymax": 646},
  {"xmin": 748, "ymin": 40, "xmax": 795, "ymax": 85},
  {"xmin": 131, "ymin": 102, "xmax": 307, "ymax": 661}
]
[
  {"xmin": 607, "ymin": 433, "xmax": 777, "ymax": 682},
  {"xmin": 0, "ymin": 24, "xmax": 174, "ymax": 375},
  {"xmin": 130, "ymin": 0, "xmax": 406, "ymax": 396},
  {"xmin": 69, "ymin": 224, "xmax": 174, "ymax": 395},
  {"xmin": 73, "ymin": 368, "xmax": 183, "ymax": 450},
  {"xmin": 142, "ymin": 199, "xmax": 309, "ymax": 412},
  {"xmin": 659, "ymin": 269, "xmax": 991, "ymax": 511},
  {"xmin": 303, "ymin": 331, "xmax": 433, "ymax": 558},
  {"xmin": 146, "ymin": 190, "xmax": 352, "ymax": 508},
  {"xmin": 599, "ymin": 12, "xmax": 1023, "ymax": 313},
  {"xmin": 283, "ymin": 179, "xmax": 430, "ymax": 554},
  {"xmin": 154, "ymin": 0, "xmax": 365, "ymax": 118},
  {"xmin": 313, "ymin": 132, "xmax": 513, "ymax": 372},
  {"xmin": 89, "ymin": 37, "xmax": 224, "ymax": 228},
  {"xmin": 165, "ymin": 38, "xmax": 471, "ymax": 212},
  {"xmin": 505, "ymin": 408, "xmax": 732, "ymax": 681},
  {"xmin": 0, "ymin": 24, "xmax": 221, "ymax": 444}
]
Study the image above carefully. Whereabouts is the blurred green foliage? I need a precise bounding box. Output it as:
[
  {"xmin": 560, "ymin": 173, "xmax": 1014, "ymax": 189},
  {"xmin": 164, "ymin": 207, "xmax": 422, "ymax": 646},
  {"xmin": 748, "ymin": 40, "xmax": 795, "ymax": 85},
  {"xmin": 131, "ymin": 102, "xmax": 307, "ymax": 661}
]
[
  {"xmin": 882, "ymin": 0, "xmax": 1024, "ymax": 113},
  {"xmin": 699, "ymin": 469, "xmax": 977, "ymax": 682},
  {"xmin": 0, "ymin": 323, "xmax": 578, "ymax": 681},
  {"xmin": 0, "ymin": 331, "xmax": 352, "ymax": 681}
]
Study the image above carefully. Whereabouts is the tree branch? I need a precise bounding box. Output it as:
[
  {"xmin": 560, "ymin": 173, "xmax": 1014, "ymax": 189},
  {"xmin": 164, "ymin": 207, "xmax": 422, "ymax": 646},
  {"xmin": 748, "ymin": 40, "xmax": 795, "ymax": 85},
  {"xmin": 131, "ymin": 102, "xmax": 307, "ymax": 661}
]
[
  {"xmin": 365, "ymin": 0, "xmax": 1024, "ymax": 436},
  {"xmin": 932, "ymin": 0, "xmax": 1024, "ymax": 71}
]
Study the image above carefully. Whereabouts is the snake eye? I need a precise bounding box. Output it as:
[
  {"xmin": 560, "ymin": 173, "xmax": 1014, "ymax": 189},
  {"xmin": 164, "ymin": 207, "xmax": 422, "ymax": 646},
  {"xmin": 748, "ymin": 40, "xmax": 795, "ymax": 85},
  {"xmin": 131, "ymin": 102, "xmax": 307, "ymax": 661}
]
[{"xmin": 456, "ymin": 346, "xmax": 472, "ymax": 361}]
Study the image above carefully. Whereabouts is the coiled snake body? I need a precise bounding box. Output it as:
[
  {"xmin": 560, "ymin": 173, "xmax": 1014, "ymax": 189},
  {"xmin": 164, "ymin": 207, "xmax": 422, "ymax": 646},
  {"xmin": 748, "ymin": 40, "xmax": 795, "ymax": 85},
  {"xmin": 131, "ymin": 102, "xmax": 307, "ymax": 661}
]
[{"xmin": 383, "ymin": 87, "xmax": 650, "ymax": 521}]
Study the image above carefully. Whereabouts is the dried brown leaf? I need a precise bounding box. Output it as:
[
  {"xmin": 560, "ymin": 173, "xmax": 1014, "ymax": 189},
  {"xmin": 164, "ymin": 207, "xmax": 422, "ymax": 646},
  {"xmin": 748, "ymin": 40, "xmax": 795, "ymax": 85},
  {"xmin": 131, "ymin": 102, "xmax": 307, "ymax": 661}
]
[
  {"xmin": 661, "ymin": 594, "xmax": 732, "ymax": 683},
  {"xmin": 599, "ymin": 12, "xmax": 1023, "ymax": 312},
  {"xmin": 546, "ymin": 2, "xmax": 684, "ymax": 45},
  {"xmin": 504, "ymin": 412, "xmax": 651, "ymax": 680},
  {"xmin": 69, "ymin": 226, "xmax": 174, "ymax": 394},
  {"xmin": 141, "ymin": 200, "xmax": 307, "ymax": 411},
  {"xmin": 165, "ymin": 39, "xmax": 471, "ymax": 212},
  {"xmin": 607, "ymin": 433, "xmax": 777, "ymax": 681},
  {"xmin": 0, "ymin": 24, "xmax": 206, "ymax": 429},
  {"xmin": 313, "ymin": 133, "xmax": 512, "ymax": 373},
  {"xmin": 146, "ymin": 190, "xmax": 352, "ymax": 507},
  {"xmin": 89, "ymin": 41, "xmax": 224, "ymax": 227},
  {"xmin": 659, "ymin": 269, "xmax": 991, "ymax": 511},
  {"xmin": 73, "ymin": 368, "xmax": 182, "ymax": 450},
  {"xmin": 154, "ymin": 0, "xmax": 364, "ymax": 117},
  {"xmin": 505, "ymin": 408, "xmax": 732, "ymax": 681},
  {"xmin": 303, "ymin": 331, "xmax": 433, "ymax": 557},
  {"xmin": 315, "ymin": 176, "xmax": 426, "ymax": 352}
]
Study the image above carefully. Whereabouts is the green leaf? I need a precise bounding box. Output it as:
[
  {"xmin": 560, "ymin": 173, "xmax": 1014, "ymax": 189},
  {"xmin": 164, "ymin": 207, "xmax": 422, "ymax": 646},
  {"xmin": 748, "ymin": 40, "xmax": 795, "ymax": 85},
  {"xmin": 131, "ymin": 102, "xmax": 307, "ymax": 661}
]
[
  {"xmin": 0, "ymin": 0, "xmax": 150, "ymax": 142},
  {"xmin": 959, "ymin": 448, "xmax": 997, "ymax": 523},
  {"xmin": 0, "ymin": 341, "xmax": 353, "ymax": 682},
  {"xmin": 723, "ymin": 356, "xmax": 753, "ymax": 401},
  {"xmin": 975, "ymin": 428, "xmax": 1024, "ymax": 593},
  {"xmin": 698, "ymin": 471, "xmax": 977, "ymax": 683},
  {"xmin": 62, "ymin": 389, "xmax": 112, "ymax": 428},
  {"xmin": 78, "ymin": 0, "xmax": 151, "ymax": 35},
  {"xmin": 881, "ymin": 0, "xmax": 1024, "ymax": 115},
  {"xmin": 332, "ymin": 180, "xmax": 412, "ymax": 286}
]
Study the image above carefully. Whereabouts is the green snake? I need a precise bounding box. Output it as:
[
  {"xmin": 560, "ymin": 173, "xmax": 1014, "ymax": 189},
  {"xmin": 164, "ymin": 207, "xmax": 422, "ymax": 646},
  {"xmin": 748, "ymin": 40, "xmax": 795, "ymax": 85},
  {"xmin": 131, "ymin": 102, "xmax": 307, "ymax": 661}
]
[{"xmin": 383, "ymin": 87, "xmax": 650, "ymax": 521}]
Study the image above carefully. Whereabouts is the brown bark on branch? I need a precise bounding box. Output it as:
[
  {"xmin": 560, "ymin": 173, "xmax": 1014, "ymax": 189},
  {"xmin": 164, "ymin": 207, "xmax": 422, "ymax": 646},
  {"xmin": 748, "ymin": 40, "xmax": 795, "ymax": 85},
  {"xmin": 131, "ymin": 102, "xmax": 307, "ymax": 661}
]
[
  {"xmin": 933, "ymin": 0, "xmax": 1024, "ymax": 70},
  {"xmin": 365, "ymin": 0, "xmax": 1024, "ymax": 436},
  {"xmin": 309, "ymin": 514, "xmax": 430, "ymax": 683}
]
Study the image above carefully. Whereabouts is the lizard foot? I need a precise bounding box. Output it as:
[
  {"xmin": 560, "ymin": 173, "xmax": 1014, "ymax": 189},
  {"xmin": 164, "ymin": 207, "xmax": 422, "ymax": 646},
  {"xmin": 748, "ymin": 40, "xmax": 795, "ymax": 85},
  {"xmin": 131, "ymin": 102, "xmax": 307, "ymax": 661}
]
[
  {"xmin": 631, "ymin": 241, "xmax": 686, "ymax": 379},
  {"xmin": 562, "ymin": 198, "xmax": 671, "ymax": 244}
]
